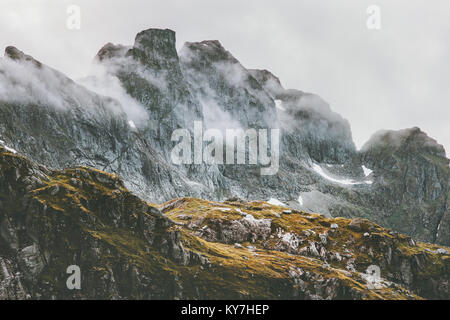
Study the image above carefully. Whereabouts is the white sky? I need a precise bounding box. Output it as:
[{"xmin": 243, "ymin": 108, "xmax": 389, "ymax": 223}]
[{"xmin": 1, "ymin": 0, "xmax": 449, "ymax": 153}]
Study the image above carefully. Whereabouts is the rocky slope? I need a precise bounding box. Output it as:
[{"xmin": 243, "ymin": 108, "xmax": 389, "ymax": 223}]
[
  {"xmin": 0, "ymin": 28, "xmax": 448, "ymax": 247},
  {"xmin": 359, "ymin": 128, "xmax": 449, "ymax": 245},
  {"xmin": 0, "ymin": 147, "xmax": 448, "ymax": 299}
]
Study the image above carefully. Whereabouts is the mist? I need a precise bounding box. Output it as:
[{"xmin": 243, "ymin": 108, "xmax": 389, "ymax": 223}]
[{"xmin": 0, "ymin": 0, "xmax": 449, "ymax": 153}]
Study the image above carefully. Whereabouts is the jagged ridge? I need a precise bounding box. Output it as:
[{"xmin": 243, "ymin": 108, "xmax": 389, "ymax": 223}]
[{"xmin": 0, "ymin": 28, "xmax": 448, "ymax": 248}]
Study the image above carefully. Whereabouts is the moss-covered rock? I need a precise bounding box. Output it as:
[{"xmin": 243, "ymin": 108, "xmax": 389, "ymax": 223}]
[{"xmin": 0, "ymin": 147, "xmax": 448, "ymax": 299}]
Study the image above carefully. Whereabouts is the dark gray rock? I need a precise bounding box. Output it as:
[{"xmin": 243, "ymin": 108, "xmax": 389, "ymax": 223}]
[{"xmin": 0, "ymin": 28, "xmax": 448, "ymax": 246}]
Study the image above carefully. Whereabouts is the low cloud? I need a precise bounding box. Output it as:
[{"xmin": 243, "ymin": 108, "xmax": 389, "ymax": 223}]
[{"xmin": 78, "ymin": 55, "xmax": 153, "ymax": 125}]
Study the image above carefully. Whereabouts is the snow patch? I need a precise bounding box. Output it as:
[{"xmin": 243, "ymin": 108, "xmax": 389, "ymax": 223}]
[
  {"xmin": 267, "ymin": 198, "xmax": 286, "ymax": 207},
  {"xmin": 362, "ymin": 165, "xmax": 373, "ymax": 177},
  {"xmin": 312, "ymin": 163, "xmax": 358, "ymax": 185},
  {"xmin": 128, "ymin": 120, "xmax": 136, "ymax": 129},
  {"xmin": 297, "ymin": 195, "xmax": 303, "ymax": 206},
  {"xmin": 0, "ymin": 140, "xmax": 17, "ymax": 154},
  {"xmin": 312, "ymin": 163, "xmax": 373, "ymax": 186}
]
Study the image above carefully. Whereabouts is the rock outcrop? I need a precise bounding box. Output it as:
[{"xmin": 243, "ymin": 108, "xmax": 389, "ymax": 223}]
[
  {"xmin": 359, "ymin": 128, "xmax": 449, "ymax": 245},
  {"xmin": 0, "ymin": 147, "xmax": 448, "ymax": 299}
]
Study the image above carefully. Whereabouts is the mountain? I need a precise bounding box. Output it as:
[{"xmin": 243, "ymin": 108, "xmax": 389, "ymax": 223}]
[
  {"xmin": 359, "ymin": 128, "xmax": 449, "ymax": 245},
  {"xmin": 0, "ymin": 146, "xmax": 448, "ymax": 299},
  {"xmin": 0, "ymin": 27, "xmax": 448, "ymax": 251}
]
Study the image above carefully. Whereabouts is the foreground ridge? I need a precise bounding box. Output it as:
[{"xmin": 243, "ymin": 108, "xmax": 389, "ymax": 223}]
[{"xmin": 0, "ymin": 147, "xmax": 448, "ymax": 299}]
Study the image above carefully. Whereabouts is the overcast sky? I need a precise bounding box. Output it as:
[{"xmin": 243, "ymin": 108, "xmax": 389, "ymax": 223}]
[{"xmin": 1, "ymin": 0, "xmax": 449, "ymax": 152}]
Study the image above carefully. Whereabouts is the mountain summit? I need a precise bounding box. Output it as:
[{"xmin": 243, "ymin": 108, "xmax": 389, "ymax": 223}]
[{"xmin": 0, "ymin": 28, "xmax": 448, "ymax": 250}]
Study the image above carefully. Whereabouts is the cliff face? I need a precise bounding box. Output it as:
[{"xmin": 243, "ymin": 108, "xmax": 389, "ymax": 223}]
[
  {"xmin": 360, "ymin": 128, "xmax": 449, "ymax": 245},
  {"xmin": 179, "ymin": 40, "xmax": 277, "ymax": 129},
  {"xmin": 0, "ymin": 28, "xmax": 448, "ymax": 247},
  {"xmin": 249, "ymin": 69, "xmax": 356, "ymax": 164},
  {"xmin": 0, "ymin": 147, "xmax": 197, "ymax": 299},
  {"xmin": 0, "ymin": 147, "xmax": 448, "ymax": 299}
]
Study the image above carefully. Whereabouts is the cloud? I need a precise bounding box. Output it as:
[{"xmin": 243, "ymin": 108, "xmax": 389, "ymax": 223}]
[
  {"xmin": 0, "ymin": 55, "xmax": 120, "ymax": 119},
  {"xmin": 0, "ymin": 50, "xmax": 149, "ymax": 126},
  {"xmin": 78, "ymin": 55, "xmax": 158, "ymax": 125},
  {"xmin": 0, "ymin": 57, "xmax": 67, "ymax": 108},
  {"xmin": 0, "ymin": 0, "xmax": 449, "ymax": 153}
]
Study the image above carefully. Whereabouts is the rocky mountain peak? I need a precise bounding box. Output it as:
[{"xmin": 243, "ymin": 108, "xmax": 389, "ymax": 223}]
[
  {"xmin": 181, "ymin": 40, "xmax": 237, "ymax": 64},
  {"xmin": 92, "ymin": 28, "xmax": 202, "ymax": 133},
  {"xmin": 179, "ymin": 39, "xmax": 277, "ymax": 129},
  {"xmin": 95, "ymin": 42, "xmax": 130, "ymax": 62},
  {"xmin": 248, "ymin": 69, "xmax": 284, "ymax": 98},
  {"xmin": 359, "ymin": 128, "xmax": 449, "ymax": 245},
  {"xmin": 4, "ymin": 46, "xmax": 42, "ymax": 68},
  {"xmin": 132, "ymin": 28, "xmax": 178, "ymax": 62},
  {"xmin": 362, "ymin": 127, "xmax": 446, "ymax": 157},
  {"xmin": 0, "ymin": 27, "xmax": 448, "ymax": 250}
]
